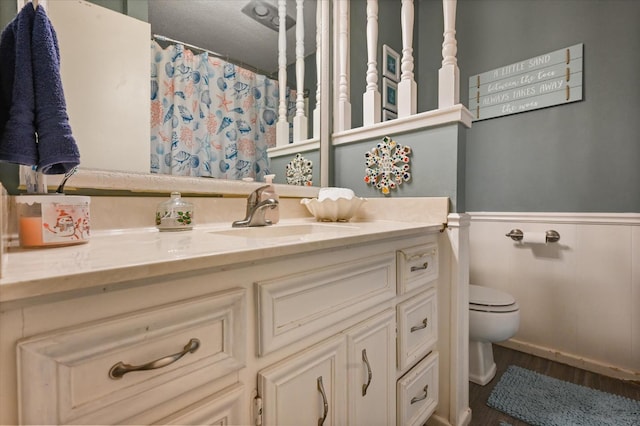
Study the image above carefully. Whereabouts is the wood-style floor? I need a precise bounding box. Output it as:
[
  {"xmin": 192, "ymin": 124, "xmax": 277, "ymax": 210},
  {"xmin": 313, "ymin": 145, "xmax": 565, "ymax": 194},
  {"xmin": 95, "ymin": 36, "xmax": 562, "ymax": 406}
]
[{"xmin": 468, "ymin": 345, "xmax": 640, "ymax": 425}]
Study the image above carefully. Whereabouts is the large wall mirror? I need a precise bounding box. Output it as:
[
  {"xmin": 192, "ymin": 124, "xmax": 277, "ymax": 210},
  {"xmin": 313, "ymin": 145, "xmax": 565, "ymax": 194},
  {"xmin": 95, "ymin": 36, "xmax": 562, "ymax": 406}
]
[
  {"xmin": 10, "ymin": 0, "xmax": 329, "ymax": 194},
  {"xmin": 147, "ymin": 0, "xmax": 322, "ymax": 186}
]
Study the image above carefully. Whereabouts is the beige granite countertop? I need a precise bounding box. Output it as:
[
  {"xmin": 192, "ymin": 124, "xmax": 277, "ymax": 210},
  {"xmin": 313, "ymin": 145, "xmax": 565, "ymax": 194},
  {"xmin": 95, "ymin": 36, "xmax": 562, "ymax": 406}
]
[{"xmin": 0, "ymin": 218, "xmax": 443, "ymax": 305}]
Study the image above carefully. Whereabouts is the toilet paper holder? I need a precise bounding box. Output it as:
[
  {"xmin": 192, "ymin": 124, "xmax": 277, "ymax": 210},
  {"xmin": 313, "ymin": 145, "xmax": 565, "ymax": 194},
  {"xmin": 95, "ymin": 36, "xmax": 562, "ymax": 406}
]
[{"xmin": 505, "ymin": 229, "xmax": 560, "ymax": 243}]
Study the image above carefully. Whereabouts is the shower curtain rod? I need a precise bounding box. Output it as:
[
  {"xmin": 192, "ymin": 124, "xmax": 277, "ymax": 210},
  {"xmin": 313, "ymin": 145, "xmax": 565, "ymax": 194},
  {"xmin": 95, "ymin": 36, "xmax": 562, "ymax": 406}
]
[{"xmin": 152, "ymin": 34, "xmax": 276, "ymax": 78}]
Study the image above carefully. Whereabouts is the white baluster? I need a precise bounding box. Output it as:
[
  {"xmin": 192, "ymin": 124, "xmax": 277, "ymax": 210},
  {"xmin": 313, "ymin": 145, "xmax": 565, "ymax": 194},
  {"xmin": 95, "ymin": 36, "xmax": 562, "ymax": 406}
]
[
  {"xmin": 313, "ymin": 0, "xmax": 321, "ymax": 139},
  {"xmin": 276, "ymin": 0, "xmax": 290, "ymax": 146},
  {"xmin": 398, "ymin": 0, "xmax": 416, "ymax": 117},
  {"xmin": 336, "ymin": 0, "xmax": 351, "ymax": 132},
  {"xmin": 438, "ymin": 0, "xmax": 460, "ymax": 108},
  {"xmin": 293, "ymin": 0, "xmax": 308, "ymax": 142},
  {"xmin": 319, "ymin": 0, "xmax": 330, "ymax": 187},
  {"xmin": 363, "ymin": 0, "xmax": 381, "ymax": 126}
]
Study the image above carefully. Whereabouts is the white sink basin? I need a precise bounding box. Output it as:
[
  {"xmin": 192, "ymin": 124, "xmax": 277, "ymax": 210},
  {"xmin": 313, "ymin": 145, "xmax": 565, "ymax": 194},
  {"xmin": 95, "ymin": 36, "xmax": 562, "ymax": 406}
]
[{"xmin": 210, "ymin": 223, "xmax": 358, "ymax": 239}]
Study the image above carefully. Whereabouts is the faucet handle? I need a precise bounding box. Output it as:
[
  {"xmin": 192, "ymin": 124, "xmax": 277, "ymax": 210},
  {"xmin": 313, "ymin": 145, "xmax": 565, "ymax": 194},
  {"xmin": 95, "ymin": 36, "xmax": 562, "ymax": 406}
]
[
  {"xmin": 252, "ymin": 185, "xmax": 271, "ymax": 196},
  {"xmin": 246, "ymin": 185, "xmax": 271, "ymax": 212}
]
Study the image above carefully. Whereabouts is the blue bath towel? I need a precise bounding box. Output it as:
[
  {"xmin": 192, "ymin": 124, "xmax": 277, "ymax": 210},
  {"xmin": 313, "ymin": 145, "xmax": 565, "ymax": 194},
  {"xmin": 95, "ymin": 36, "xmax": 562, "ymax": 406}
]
[
  {"xmin": 0, "ymin": 3, "xmax": 38, "ymax": 166},
  {"xmin": 0, "ymin": 2, "xmax": 79, "ymax": 174},
  {"xmin": 32, "ymin": 3, "xmax": 79, "ymax": 174}
]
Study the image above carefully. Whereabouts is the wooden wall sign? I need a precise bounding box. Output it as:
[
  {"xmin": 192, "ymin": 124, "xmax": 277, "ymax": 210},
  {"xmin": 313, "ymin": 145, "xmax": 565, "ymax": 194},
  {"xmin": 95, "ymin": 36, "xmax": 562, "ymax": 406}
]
[{"xmin": 468, "ymin": 44, "xmax": 583, "ymax": 121}]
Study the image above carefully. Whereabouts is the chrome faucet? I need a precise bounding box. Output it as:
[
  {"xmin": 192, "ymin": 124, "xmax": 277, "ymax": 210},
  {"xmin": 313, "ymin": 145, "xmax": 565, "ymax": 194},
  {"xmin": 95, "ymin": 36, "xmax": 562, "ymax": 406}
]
[{"xmin": 232, "ymin": 185, "xmax": 279, "ymax": 227}]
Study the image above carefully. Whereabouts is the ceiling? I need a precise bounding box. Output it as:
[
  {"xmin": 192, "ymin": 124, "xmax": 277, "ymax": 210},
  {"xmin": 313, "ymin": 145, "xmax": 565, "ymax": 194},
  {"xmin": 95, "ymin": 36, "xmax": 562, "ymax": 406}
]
[{"xmin": 148, "ymin": 0, "xmax": 317, "ymax": 75}]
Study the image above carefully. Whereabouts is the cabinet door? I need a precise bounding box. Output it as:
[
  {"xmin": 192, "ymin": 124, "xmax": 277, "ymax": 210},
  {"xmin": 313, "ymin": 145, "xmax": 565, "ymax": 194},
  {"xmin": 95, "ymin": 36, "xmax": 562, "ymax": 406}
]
[
  {"xmin": 258, "ymin": 335, "xmax": 347, "ymax": 426},
  {"xmin": 154, "ymin": 383, "xmax": 245, "ymax": 425},
  {"xmin": 346, "ymin": 309, "xmax": 396, "ymax": 426}
]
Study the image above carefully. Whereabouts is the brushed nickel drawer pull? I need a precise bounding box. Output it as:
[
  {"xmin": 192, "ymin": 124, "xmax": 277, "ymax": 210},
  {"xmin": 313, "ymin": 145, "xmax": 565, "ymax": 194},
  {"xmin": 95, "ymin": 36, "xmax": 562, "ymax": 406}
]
[
  {"xmin": 410, "ymin": 318, "xmax": 428, "ymax": 332},
  {"xmin": 108, "ymin": 338, "xmax": 200, "ymax": 379},
  {"xmin": 362, "ymin": 349, "xmax": 373, "ymax": 396},
  {"xmin": 317, "ymin": 376, "xmax": 329, "ymax": 426},
  {"xmin": 410, "ymin": 262, "xmax": 429, "ymax": 272},
  {"xmin": 411, "ymin": 384, "xmax": 429, "ymax": 404}
]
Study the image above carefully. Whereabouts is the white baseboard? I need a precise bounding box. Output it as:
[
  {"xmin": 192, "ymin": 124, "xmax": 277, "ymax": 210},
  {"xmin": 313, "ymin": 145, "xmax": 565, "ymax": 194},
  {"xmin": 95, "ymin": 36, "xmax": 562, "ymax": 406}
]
[
  {"xmin": 498, "ymin": 339, "xmax": 640, "ymax": 382},
  {"xmin": 427, "ymin": 408, "xmax": 471, "ymax": 426}
]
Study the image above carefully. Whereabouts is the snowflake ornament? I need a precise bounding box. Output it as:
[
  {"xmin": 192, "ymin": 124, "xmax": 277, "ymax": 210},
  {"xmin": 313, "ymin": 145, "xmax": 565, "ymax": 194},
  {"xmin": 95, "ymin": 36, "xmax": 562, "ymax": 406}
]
[
  {"xmin": 286, "ymin": 153, "xmax": 313, "ymax": 186},
  {"xmin": 364, "ymin": 136, "xmax": 411, "ymax": 195}
]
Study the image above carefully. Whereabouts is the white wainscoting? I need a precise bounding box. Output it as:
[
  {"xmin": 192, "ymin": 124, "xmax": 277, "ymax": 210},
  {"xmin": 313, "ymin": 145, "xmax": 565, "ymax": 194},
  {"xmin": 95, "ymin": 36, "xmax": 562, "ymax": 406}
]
[{"xmin": 468, "ymin": 212, "xmax": 640, "ymax": 381}]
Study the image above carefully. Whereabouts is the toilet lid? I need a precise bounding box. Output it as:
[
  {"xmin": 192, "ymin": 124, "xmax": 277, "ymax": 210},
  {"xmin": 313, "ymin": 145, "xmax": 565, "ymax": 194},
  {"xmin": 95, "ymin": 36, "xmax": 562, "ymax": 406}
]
[{"xmin": 469, "ymin": 285, "xmax": 516, "ymax": 307}]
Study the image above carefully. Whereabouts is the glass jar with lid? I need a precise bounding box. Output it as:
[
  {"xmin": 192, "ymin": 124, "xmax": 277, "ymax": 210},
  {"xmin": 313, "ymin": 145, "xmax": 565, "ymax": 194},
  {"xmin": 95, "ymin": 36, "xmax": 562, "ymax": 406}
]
[{"xmin": 155, "ymin": 192, "xmax": 194, "ymax": 231}]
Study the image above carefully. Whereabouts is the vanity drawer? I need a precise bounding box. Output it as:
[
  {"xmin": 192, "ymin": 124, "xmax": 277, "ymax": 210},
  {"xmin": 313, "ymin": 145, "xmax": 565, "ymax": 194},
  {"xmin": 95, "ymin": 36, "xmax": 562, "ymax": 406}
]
[
  {"xmin": 397, "ymin": 242, "xmax": 438, "ymax": 294},
  {"xmin": 397, "ymin": 351, "xmax": 439, "ymax": 426},
  {"xmin": 17, "ymin": 288, "xmax": 246, "ymax": 425},
  {"xmin": 256, "ymin": 252, "xmax": 396, "ymax": 355},
  {"xmin": 397, "ymin": 287, "xmax": 438, "ymax": 371}
]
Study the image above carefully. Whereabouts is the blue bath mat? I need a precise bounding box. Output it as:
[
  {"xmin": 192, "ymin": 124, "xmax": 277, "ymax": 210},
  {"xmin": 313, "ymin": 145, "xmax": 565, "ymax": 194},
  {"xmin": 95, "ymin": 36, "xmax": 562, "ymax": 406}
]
[{"xmin": 487, "ymin": 365, "xmax": 640, "ymax": 426}]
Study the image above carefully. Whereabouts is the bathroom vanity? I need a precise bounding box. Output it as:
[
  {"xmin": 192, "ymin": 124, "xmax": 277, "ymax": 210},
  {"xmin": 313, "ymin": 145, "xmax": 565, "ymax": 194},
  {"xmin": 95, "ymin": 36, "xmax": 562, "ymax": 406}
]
[{"xmin": 0, "ymin": 200, "xmax": 470, "ymax": 426}]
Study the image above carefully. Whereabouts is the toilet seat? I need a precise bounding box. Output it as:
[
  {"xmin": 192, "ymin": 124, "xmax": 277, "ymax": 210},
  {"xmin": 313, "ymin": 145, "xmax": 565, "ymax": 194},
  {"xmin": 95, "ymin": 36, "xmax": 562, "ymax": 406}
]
[{"xmin": 469, "ymin": 285, "xmax": 519, "ymax": 313}]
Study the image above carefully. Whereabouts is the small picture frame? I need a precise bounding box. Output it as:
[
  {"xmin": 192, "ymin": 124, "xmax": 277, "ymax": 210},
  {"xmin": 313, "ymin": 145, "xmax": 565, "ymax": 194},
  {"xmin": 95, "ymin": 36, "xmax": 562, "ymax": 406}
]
[
  {"xmin": 382, "ymin": 78, "xmax": 398, "ymax": 113},
  {"xmin": 382, "ymin": 109, "xmax": 397, "ymax": 122},
  {"xmin": 382, "ymin": 44, "xmax": 400, "ymax": 82}
]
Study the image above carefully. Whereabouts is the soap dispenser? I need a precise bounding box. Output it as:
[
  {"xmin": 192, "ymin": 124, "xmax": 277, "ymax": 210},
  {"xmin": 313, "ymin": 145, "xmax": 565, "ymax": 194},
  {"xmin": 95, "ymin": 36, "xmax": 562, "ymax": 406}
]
[{"xmin": 261, "ymin": 174, "xmax": 279, "ymax": 224}]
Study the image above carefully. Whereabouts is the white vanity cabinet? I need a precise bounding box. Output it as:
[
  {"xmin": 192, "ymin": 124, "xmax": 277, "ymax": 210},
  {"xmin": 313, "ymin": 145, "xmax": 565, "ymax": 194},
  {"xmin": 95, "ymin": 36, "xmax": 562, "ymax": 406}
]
[
  {"xmin": 255, "ymin": 236, "xmax": 441, "ymax": 426},
  {"xmin": 0, "ymin": 221, "xmax": 455, "ymax": 426}
]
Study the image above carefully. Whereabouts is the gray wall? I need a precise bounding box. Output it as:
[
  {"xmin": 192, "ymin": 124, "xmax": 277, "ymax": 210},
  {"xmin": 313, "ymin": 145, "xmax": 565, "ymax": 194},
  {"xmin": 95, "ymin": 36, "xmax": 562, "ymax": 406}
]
[
  {"xmin": 345, "ymin": 0, "xmax": 640, "ymax": 213},
  {"xmin": 333, "ymin": 124, "xmax": 466, "ymax": 212},
  {"xmin": 450, "ymin": 0, "xmax": 639, "ymax": 212}
]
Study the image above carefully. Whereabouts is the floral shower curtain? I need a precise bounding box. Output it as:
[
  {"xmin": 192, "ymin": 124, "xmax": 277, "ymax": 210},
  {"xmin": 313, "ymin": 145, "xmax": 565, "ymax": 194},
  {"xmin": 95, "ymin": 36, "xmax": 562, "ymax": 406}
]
[{"xmin": 150, "ymin": 40, "xmax": 281, "ymax": 181}]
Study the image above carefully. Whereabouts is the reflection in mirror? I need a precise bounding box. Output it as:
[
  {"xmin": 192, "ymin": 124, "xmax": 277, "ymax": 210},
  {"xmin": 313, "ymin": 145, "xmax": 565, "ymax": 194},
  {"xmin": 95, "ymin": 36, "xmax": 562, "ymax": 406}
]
[
  {"xmin": 40, "ymin": 0, "xmax": 322, "ymax": 190},
  {"xmin": 148, "ymin": 0, "xmax": 318, "ymax": 183}
]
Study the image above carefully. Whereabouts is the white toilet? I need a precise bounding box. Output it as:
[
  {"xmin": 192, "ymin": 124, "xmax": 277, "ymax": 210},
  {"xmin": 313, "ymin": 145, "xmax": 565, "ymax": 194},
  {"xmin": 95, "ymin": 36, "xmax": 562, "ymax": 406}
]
[{"xmin": 468, "ymin": 284, "xmax": 520, "ymax": 385}]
